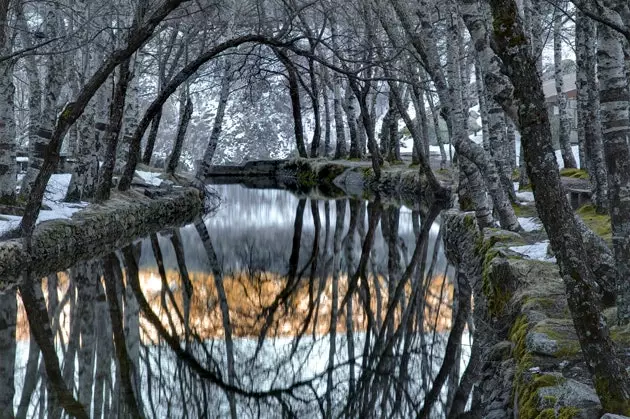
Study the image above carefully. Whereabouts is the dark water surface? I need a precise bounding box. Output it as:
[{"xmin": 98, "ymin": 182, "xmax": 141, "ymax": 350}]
[{"xmin": 0, "ymin": 184, "xmax": 468, "ymax": 418}]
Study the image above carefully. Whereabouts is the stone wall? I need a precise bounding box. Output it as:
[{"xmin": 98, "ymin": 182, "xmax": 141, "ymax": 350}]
[
  {"xmin": 0, "ymin": 187, "xmax": 202, "ymax": 284},
  {"xmin": 441, "ymin": 210, "xmax": 630, "ymax": 419},
  {"xmin": 204, "ymin": 158, "xmax": 453, "ymax": 210}
]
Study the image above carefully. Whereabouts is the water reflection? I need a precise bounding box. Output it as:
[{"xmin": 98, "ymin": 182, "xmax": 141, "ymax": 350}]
[{"xmin": 6, "ymin": 184, "xmax": 469, "ymax": 418}]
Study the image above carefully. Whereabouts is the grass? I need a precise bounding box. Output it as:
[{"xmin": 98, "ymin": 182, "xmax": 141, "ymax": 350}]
[
  {"xmin": 559, "ymin": 168, "xmax": 589, "ymax": 180},
  {"xmin": 576, "ymin": 204, "xmax": 611, "ymax": 241}
]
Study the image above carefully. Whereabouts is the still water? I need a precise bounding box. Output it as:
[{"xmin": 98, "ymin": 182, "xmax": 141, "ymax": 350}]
[{"xmin": 0, "ymin": 184, "xmax": 468, "ymax": 418}]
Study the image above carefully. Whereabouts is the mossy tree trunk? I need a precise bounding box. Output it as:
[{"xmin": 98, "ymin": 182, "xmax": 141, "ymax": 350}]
[{"xmin": 488, "ymin": 0, "xmax": 630, "ymax": 412}]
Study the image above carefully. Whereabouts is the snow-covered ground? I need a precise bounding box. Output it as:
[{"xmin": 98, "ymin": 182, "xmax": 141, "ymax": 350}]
[
  {"xmin": 0, "ymin": 174, "xmax": 88, "ymax": 235},
  {"xmin": 518, "ymin": 217, "xmax": 542, "ymax": 232},
  {"xmin": 509, "ymin": 240, "xmax": 556, "ymax": 262},
  {"xmin": 136, "ymin": 170, "xmax": 164, "ymax": 186}
]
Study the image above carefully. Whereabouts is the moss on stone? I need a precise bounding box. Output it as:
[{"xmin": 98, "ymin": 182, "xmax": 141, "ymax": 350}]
[
  {"xmin": 576, "ymin": 204, "xmax": 611, "ymax": 241},
  {"xmin": 610, "ymin": 325, "xmax": 630, "ymax": 347},
  {"xmin": 559, "ymin": 168, "xmax": 589, "ymax": 180},
  {"xmin": 518, "ymin": 374, "xmax": 566, "ymax": 419},
  {"xmin": 531, "ymin": 319, "xmax": 581, "ymax": 358},
  {"xmin": 512, "ymin": 203, "xmax": 538, "ymax": 218},
  {"xmin": 535, "ymin": 408, "xmax": 556, "ymax": 419},
  {"xmin": 296, "ymin": 168, "xmax": 317, "ymax": 188},
  {"xmin": 593, "ymin": 377, "xmax": 630, "ymax": 416}
]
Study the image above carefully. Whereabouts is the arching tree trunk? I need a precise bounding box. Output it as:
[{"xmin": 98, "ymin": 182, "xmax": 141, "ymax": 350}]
[{"xmin": 19, "ymin": 0, "xmax": 186, "ymax": 241}]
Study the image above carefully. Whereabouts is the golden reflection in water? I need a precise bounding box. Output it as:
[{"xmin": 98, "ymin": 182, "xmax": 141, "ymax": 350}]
[{"xmin": 14, "ymin": 269, "xmax": 453, "ymax": 343}]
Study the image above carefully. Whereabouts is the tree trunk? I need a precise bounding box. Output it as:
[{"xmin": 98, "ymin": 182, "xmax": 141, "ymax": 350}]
[
  {"xmin": 0, "ymin": 290, "xmax": 16, "ymax": 418},
  {"xmin": 166, "ymin": 90, "xmax": 193, "ymax": 175},
  {"xmin": 345, "ymin": 88, "xmax": 361, "ymax": 159},
  {"xmin": 576, "ymin": 12, "xmax": 608, "ymax": 211},
  {"xmin": 16, "ymin": 3, "xmax": 44, "ymax": 198},
  {"xmin": 554, "ymin": 6, "xmax": 577, "ymax": 169},
  {"xmin": 489, "ymin": 0, "xmax": 630, "ymax": 411},
  {"xmin": 141, "ymin": 111, "xmax": 162, "ymax": 165},
  {"xmin": 194, "ymin": 218, "xmax": 237, "ymax": 418},
  {"xmin": 597, "ymin": 23, "xmax": 630, "ymax": 326},
  {"xmin": 333, "ymin": 79, "xmax": 347, "ymax": 159},
  {"xmin": 309, "ymin": 58, "xmax": 321, "ymax": 157},
  {"xmin": 322, "ymin": 70, "xmax": 332, "ymax": 157},
  {"xmin": 95, "ymin": 59, "xmax": 133, "ymax": 202},
  {"xmin": 197, "ymin": 62, "xmax": 232, "ymax": 178},
  {"xmin": 20, "ymin": 0, "xmax": 187, "ymax": 241},
  {"xmin": 116, "ymin": 65, "xmax": 141, "ymax": 174},
  {"xmin": 0, "ymin": 0, "xmax": 15, "ymax": 203}
]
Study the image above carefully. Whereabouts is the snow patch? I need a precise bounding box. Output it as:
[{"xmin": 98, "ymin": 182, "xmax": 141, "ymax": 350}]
[
  {"xmin": 509, "ymin": 240, "xmax": 556, "ymax": 262},
  {"xmin": 518, "ymin": 217, "xmax": 542, "ymax": 232},
  {"xmin": 136, "ymin": 170, "xmax": 164, "ymax": 186},
  {"xmin": 0, "ymin": 174, "xmax": 88, "ymax": 235}
]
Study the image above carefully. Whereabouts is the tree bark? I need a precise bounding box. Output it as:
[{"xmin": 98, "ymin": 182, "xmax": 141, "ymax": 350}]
[
  {"xmin": 488, "ymin": 0, "xmax": 630, "ymax": 411},
  {"xmin": 95, "ymin": 59, "xmax": 133, "ymax": 202},
  {"xmin": 197, "ymin": 61, "xmax": 232, "ymax": 178},
  {"xmin": 166, "ymin": 89, "xmax": 193, "ymax": 175},
  {"xmin": 19, "ymin": 0, "xmax": 188, "ymax": 241},
  {"xmin": 554, "ymin": 6, "xmax": 578, "ymax": 169},
  {"xmin": 0, "ymin": 0, "xmax": 15, "ymax": 203},
  {"xmin": 597, "ymin": 23, "xmax": 630, "ymax": 326},
  {"xmin": 576, "ymin": 12, "xmax": 608, "ymax": 211}
]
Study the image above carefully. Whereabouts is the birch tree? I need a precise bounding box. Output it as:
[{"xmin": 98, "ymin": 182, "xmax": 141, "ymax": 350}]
[
  {"xmin": 0, "ymin": 0, "xmax": 16, "ymax": 203},
  {"xmin": 553, "ymin": 4, "xmax": 577, "ymax": 169}
]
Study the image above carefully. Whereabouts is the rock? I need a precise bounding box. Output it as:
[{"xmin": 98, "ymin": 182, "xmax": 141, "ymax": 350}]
[
  {"xmin": 526, "ymin": 331, "xmax": 559, "ymax": 356},
  {"xmin": 484, "ymin": 410, "xmax": 508, "ymax": 419},
  {"xmin": 486, "ymin": 341, "xmax": 513, "ymax": 362},
  {"xmin": 601, "ymin": 415, "xmax": 630, "ymax": 419},
  {"xmin": 538, "ymin": 378, "xmax": 601, "ymax": 415}
]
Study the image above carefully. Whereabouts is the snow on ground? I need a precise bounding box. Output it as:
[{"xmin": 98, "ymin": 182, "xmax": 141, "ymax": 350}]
[
  {"xmin": 516, "ymin": 190, "xmax": 535, "ymax": 201},
  {"xmin": 136, "ymin": 170, "xmax": 164, "ymax": 186},
  {"xmin": 513, "ymin": 182, "xmax": 535, "ymax": 202},
  {"xmin": 518, "ymin": 217, "xmax": 542, "ymax": 232},
  {"xmin": 0, "ymin": 174, "xmax": 88, "ymax": 235},
  {"xmin": 509, "ymin": 240, "xmax": 556, "ymax": 262},
  {"xmin": 515, "ymin": 138, "xmax": 580, "ymax": 170}
]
